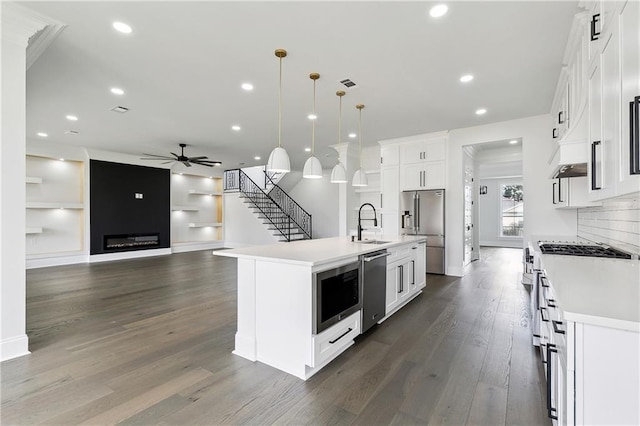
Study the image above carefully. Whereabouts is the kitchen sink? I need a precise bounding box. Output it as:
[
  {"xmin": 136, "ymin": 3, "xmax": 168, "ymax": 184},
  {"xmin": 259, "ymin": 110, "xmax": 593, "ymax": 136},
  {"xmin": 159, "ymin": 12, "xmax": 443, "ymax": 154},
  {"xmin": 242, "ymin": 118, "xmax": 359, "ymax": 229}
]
[{"xmin": 359, "ymin": 240, "xmax": 390, "ymax": 245}]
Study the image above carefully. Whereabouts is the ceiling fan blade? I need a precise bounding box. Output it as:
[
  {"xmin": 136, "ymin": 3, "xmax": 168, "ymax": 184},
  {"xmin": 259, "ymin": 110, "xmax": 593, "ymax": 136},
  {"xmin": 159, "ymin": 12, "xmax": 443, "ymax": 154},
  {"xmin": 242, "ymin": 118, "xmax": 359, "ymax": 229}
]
[
  {"xmin": 141, "ymin": 154, "xmax": 175, "ymax": 160},
  {"xmin": 194, "ymin": 160, "xmax": 222, "ymax": 165},
  {"xmin": 170, "ymin": 152, "xmax": 180, "ymax": 158},
  {"xmin": 182, "ymin": 161, "xmax": 192, "ymax": 167},
  {"xmin": 186, "ymin": 156, "xmax": 208, "ymax": 160},
  {"xmin": 161, "ymin": 161, "xmax": 174, "ymax": 164}
]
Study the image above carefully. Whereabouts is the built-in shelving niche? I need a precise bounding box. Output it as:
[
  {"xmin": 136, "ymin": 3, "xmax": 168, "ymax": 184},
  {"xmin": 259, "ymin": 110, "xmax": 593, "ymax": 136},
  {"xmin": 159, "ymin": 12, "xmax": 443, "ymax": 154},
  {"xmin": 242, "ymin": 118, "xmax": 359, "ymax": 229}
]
[{"xmin": 171, "ymin": 172, "xmax": 223, "ymax": 249}]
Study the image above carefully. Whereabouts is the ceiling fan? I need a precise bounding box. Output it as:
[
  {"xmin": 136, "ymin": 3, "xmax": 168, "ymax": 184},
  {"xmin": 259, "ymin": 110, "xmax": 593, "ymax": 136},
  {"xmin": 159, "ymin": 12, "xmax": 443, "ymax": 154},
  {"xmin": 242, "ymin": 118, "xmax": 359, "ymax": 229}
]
[{"xmin": 141, "ymin": 143, "xmax": 222, "ymax": 168}]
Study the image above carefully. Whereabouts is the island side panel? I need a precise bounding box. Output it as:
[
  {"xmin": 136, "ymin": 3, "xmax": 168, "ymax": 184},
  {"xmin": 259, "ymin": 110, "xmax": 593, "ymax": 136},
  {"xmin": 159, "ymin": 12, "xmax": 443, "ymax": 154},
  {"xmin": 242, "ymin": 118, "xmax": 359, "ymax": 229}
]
[
  {"xmin": 255, "ymin": 261, "xmax": 313, "ymax": 380},
  {"xmin": 233, "ymin": 258, "xmax": 258, "ymax": 361}
]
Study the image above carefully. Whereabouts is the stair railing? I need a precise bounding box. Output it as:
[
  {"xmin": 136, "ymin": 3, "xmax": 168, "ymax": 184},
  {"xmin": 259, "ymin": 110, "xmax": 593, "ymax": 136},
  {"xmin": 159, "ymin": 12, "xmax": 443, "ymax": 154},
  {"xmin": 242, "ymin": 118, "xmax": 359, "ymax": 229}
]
[
  {"xmin": 224, "ymin": 169, "xmax": 311, "ymax": 241},
  {"xmin": 263, "ymin": 171, "xmax": 312, "ymax": 239}
]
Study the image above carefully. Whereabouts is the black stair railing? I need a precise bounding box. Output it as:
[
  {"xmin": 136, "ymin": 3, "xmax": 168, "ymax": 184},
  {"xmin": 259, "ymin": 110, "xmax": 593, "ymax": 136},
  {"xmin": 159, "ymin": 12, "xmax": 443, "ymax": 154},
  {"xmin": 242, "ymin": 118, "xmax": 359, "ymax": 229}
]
[{"xmin": 224, "ymin": 169, "xmax": 312, "ymax": 241}]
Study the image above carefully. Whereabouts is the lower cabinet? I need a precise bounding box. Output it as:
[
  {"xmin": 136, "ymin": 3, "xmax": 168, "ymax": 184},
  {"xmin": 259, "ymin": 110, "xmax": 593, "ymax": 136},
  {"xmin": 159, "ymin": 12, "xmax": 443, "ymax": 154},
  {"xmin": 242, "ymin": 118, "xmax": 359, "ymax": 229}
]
[
  {"xmin": 385, "ymin": 241, "xmax": 426, "ymax": 317},
  {"xmin": 310, "ymin": 310, "xmax": 361, "ymax": 368}
]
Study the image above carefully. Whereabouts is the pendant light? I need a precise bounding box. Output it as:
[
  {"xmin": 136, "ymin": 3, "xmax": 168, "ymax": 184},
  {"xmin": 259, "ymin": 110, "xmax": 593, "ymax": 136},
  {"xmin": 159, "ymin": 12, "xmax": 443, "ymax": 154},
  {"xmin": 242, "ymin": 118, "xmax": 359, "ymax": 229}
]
[
  {"xmin": 352, "ymin": 104, "xmax": 368, "ymax": 187},
  {"xmin": 303, "ymin": 73, "xmax": 323, "ymax": 179},
  {"xmin": 267, "ymin": 49, "xmax": 291, "ymax": 173},
  {"xmin": 330, "ymin": 91, "xmax": 348, "ymax": 183}
]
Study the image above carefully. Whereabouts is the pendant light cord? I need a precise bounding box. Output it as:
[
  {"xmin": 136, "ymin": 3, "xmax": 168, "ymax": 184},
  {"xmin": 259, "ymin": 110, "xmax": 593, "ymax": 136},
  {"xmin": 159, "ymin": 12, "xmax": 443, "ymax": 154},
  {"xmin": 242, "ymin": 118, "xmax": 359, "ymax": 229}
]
[
  {"xmin": 312, "ymin": 78, "xmax": 316, "ymax": 155},
  {"xmin": 278, "ymin": 56, "xmax": 282, "ymax": 149},
  {"xmin": 337, "ymin": 95, "xmax": 342, "ymax": 165},
  {"xmin": 358, "ymin": 107, "xmax": 363, "ymax": 169}
]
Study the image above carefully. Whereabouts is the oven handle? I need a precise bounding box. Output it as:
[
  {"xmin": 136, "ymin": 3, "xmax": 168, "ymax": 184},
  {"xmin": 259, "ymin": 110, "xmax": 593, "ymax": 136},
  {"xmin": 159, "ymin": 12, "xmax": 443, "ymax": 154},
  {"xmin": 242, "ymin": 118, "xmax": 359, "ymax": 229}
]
[
  {"xmin": 329, "ymin": 328, "xmax": 353, "ymax": 344},
  {"xmin": 363, "ymin": 252, "xmax": 391, "ymax": 262},
  {"xmin": 547, "ymin": 343, "xmax": 559, "ymax": 420}
]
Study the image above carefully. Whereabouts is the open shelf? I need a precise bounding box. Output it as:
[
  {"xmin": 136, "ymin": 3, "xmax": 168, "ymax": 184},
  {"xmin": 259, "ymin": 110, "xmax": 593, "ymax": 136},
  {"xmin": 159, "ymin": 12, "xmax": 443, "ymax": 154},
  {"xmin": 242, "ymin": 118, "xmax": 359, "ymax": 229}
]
[
  {"xmin": 172, "ymin": 206, "xmax": 200, "ymax": 211},
  {"xmin": 26, "ymin": 227, "xmax": 43, "ymax": 234},
  {"xmin": 26, "ymin": 176, "xmax": 43, "ymax": 184},
  {"xmin": 188, "ymin": 222, "xmax": 223, "ymax": 228},
  {"xmin": 355, "ymin": 188, "xmax": 380, "ymax": 193},
  {"xmin": 26, "ymin": 202, "xmax": 84, "ymax": 209},
  {"xmin": 189, "ymin": 189, "xmax": 222, "ymax": 196},
  {"xmin": 364, "ymin": 169, "xmax": 381, "ymax": 175}
]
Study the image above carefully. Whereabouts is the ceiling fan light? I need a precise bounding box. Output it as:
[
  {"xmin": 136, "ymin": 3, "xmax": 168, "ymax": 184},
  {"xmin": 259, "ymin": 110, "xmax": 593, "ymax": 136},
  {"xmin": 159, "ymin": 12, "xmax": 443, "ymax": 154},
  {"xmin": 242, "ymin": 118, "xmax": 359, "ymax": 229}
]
[
  {"xmin": 352, "ymin": 169, "xmax": 368, "ymax": 187},
  {"xmin": 267, "ymin": 146, "xmax": 290, "ymax": 173},
  {"xmin": 330, "ymin": 162, "xmax": 347, "ymax": 183},
  {"xmin": 303, "ymin": 156, "xmax": 323, "ymax": 179}
]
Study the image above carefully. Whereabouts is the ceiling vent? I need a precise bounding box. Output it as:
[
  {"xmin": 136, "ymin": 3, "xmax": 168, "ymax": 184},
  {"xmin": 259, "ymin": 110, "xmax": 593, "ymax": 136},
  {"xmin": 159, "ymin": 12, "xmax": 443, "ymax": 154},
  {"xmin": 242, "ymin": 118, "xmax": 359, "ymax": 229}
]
[
  {"xmin": 64, "ymin": 130, "xmax": 79, "ymax": 135},
  {"xmin": 110, "ymin": 105, "xmax": 129, "ymax": 113},
  {"xmin": 339, "ymin": 78, "xmax": 357, "ymax": 89}
]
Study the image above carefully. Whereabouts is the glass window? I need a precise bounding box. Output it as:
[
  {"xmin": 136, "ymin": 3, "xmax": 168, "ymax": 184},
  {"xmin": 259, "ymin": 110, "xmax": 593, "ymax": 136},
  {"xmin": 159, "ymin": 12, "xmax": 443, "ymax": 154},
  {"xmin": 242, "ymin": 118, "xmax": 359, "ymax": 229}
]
[{"xmin": 501, "ymin": 184, "xmax": 523, "ymax": 237}]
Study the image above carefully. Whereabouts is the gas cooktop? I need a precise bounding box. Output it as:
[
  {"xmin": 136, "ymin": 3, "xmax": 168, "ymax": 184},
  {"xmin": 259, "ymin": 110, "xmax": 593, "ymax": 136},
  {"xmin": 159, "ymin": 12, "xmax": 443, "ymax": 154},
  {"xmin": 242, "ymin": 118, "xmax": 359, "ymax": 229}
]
[{"xmin": 538, "ymin": 242, "xmax": 632, "ymax": 259}]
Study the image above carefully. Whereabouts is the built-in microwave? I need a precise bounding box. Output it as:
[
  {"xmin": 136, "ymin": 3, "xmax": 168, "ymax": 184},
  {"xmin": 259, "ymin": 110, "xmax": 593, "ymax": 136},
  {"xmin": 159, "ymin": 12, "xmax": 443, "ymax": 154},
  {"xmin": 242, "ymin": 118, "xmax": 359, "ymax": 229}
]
[{"xmin": 313, "ymin": 261, "xmax": 361, "ymax": 334}]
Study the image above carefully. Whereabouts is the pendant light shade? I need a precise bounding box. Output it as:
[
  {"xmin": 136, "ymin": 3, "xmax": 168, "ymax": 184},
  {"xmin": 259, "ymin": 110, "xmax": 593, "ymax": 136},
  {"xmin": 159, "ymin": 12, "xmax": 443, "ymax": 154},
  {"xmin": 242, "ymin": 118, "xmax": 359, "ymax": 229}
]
[
  {"xmin": 303, "ymin": 73, "xmax": 323, "ymax": 179},
  {"xmin": 267, "ymin": 49, "xmax": 290, "ymax": 173},
  {"xmin": 330, "ymin": 162, "xmax": 347, "ymax": 183},
  {"xmin": 352, "ymin": 104, "xmax": 368, "ymax": 187},
  {"xmin": 331, "ymin": 90, "xmax": 348, "ymax": 183},
  {"xmin": 352, "ymin": 169, "xmax": 368, "ymax": 186}
]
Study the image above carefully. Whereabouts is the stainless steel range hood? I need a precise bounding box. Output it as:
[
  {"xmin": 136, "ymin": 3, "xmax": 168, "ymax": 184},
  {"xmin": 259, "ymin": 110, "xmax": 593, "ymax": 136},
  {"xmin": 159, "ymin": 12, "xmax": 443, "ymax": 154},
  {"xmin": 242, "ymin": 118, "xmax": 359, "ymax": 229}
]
[{"xmin": 549, "ymin": 102, "xmax": 589, "ymax": 179}]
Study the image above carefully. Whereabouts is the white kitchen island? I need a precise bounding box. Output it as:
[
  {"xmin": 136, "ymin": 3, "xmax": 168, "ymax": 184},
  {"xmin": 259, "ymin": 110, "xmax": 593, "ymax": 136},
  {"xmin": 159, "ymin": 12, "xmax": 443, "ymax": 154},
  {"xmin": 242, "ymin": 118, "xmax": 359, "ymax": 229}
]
[{"xmin": 215, "ymin": 236, "xmax": 427, "ymax": 380}]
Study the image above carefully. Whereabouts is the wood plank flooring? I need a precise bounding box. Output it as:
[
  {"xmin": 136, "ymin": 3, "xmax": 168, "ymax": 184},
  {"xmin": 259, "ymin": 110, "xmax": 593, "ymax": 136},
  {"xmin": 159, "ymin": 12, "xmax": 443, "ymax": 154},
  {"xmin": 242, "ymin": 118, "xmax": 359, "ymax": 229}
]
[{"xmin": 1, "ymin": 247, "xmax": 550, "ymax": 425}]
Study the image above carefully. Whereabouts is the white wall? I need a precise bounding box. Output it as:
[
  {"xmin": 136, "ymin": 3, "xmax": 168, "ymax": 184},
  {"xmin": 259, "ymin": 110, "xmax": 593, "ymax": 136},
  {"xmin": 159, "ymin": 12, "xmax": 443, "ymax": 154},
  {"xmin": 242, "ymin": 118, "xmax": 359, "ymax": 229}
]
[
  {"xmin": 223, "ymin": 192, "xmax": 278, "ymax": 247},
  {"xmin": 288, "ymin": 169, "xmax": 339, "ymax": 239},
  {"xmin": 478, "ymin": 177, "xmax": 523, "ymax": 248},
  {"xmin": 446, "ymin": 115, "xmax": 578, "ymax": 276}
]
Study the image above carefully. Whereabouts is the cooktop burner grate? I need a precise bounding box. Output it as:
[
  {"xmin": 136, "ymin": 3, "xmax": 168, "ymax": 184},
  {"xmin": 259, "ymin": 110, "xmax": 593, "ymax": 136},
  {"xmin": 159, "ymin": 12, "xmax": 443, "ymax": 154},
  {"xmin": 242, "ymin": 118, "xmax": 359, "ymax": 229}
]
[{"xmin": 539, "ymin": 243, "xmax": 632, "ymax": 259}]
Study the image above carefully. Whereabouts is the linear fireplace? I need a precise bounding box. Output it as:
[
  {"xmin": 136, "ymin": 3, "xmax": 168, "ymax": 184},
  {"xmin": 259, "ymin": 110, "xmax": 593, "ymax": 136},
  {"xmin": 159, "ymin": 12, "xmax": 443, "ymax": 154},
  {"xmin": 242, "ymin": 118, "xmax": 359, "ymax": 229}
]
[{"xmin": 104, "ymin": 233, "xmax": 160, "ymax": 252}]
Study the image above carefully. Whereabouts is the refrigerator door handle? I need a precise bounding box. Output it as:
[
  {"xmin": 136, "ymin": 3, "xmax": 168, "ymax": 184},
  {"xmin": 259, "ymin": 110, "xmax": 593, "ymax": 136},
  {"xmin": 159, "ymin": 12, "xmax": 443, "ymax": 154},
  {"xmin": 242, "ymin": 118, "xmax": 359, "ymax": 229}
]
[{"xmin": 414, "ymin": 194, "xmax": 420, "ymax": 233}]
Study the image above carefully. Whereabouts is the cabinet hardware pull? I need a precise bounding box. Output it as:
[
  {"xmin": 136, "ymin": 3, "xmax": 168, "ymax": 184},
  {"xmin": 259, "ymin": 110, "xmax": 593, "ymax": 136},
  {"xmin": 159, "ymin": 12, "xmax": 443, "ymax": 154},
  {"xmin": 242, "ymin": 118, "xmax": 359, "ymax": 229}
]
[
  {"xmin": 558, "ymin": 111, "xmax": 564, "ymax": 124},
  {"xmin": 412, "ymin": 260, "xmax": 415, "ymax": 284},
  {"xmin": 540, "ymin": 306, "xmax": 550, "ymax": 322},
  {"xmin": 541, "ymin": 276, "xmax": 550, "ymax": 288},
  {"xmin": 329, "ymin": 328, "xmax": 353, "ymax": 344},
  {"xmin": 552, "ymin": 182, "xmax": 557, "ymax": 204},
  {"xmin": 591, "ymin": 141, "xmax": 602, "ymax": 190},
  {"xmin": 552, "ymin": 320, "xmax": 565, "ymax": 335},
  {"xmin": 547, "ymin": 299, "xmax": 557, "ymax": 308},
  {"xmin": 546, "ymin": 344, "xmax": 559, "ymax": 420},
  {"xmin": 398, "ymin": 265, "xmax": 403, "ymax": 293},
  {"xmin": 590, "ymin": 13, "xmax": 600, "ymax": 41},
  {"xmin": 558, "ymin": 178, "xmax": 563, "ymax": 203},
  {"xmin": 553, "ymin": 128, "xmax": 558, "ymax": 139},
  {"xmin": 541, "ymin": 343, "xmax": 547, "ymax": 364},
  {"xmin": 631, "ymin": 96, "xmax": 640, "ymax": 175}
]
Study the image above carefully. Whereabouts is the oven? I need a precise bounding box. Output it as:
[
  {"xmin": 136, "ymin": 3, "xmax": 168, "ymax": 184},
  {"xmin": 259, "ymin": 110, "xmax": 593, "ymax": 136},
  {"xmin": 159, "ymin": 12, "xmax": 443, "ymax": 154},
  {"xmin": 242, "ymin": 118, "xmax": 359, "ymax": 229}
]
[{"xmin": 313, "ymin": 261, "xmax": 361, "ymax": 334}]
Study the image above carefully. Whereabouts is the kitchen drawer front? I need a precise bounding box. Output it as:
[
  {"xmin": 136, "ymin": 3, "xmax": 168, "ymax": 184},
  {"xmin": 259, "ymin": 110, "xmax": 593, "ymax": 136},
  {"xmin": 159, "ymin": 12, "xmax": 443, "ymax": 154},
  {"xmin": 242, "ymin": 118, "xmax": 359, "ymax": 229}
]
[
  {"xmin": 311, "ymin": 310, "xmax": 360, "ymax": 368},
  {"xmin": 387, "ymin": 244, "xmax": 412, "ymax": 263}
]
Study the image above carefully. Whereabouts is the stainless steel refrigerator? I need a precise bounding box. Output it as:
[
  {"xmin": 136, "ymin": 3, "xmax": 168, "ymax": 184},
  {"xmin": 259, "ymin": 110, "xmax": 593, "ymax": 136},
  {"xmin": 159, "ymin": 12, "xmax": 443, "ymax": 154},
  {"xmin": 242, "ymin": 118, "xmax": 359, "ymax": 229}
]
[{"xmin": 400, "ymin": 189, "xmax": 445, "ymax": 274}]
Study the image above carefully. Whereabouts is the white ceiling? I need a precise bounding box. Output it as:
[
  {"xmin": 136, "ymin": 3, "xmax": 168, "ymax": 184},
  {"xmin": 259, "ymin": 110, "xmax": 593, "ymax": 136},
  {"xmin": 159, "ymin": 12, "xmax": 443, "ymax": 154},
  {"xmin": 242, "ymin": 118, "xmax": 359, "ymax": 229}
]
[{"xmin": 24, "ymin": 1, "xmax": 579, "ymax": 171}]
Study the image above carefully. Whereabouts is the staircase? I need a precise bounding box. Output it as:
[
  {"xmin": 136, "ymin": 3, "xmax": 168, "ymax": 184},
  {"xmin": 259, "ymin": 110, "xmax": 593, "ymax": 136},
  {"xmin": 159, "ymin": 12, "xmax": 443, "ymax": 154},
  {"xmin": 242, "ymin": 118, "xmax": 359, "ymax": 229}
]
[{"xmin": 224, "ymin": 169, "xmax": 312, "ymax": 242}]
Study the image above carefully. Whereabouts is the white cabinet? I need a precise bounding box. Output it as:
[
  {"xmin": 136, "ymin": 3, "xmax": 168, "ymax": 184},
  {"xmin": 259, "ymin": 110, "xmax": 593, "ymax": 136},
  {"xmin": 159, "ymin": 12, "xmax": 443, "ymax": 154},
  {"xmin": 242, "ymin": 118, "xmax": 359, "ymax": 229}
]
[
  {"xmin": 380, "ymin": 144, "xmax": 399, "ymax": 166},
  {"xmin": 552, "ymin": 176, "xmax": 601, "ymax": 209},
  {"xmin": 413, "ymin": 241, "xmax": 426, "ymax": 290},
  {"xmin": 380, "ymin": 145, "xmax": 400, "ymax": 236},
  {"xmin": 384, "ymin": 240, "xmax": 426, "ymax": 317},
  {"xmin": 400, "ymin": 138, "xmax": 446, "ymax": 164},
  {"xmin": 310, "ymin": 310, "xmax": 361, "ymax": 368},
  {"xmin": 398, "ymin": 136, "xmax": 446, "ymax": 191},
  {"xmin": 171, "ymin": 172, "xmax": 223, "ymax": 249}
]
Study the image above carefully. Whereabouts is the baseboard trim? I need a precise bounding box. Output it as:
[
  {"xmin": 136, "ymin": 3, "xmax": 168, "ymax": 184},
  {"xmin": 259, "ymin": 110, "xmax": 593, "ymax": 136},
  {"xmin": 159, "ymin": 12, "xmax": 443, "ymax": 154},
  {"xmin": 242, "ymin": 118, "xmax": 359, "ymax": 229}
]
[
  {"xmin": 1, "ymin": 334, "xmax": 30, "ymax": 362},
  {"xmin": 171, "ymin": 241, "xmax": 225, "ymax": 253},
  {"xmin": 89, "ymin": 248, "xmax": 172, "ymax": 263},
  {"xmin": 26, "ymin": 253, "xmax": 88, "ymax": 269},
  {"xmin": 447, "ymin": 266, "xmax": 464, "ymax": 277}
]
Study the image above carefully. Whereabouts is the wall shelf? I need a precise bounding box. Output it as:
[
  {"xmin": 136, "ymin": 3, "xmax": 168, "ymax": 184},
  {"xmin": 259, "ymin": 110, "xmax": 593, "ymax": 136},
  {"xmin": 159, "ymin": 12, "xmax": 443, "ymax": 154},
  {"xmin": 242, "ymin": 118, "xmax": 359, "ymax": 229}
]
[
  {"xmin": 188, "ymin": 222, "xmax": 222, "ymax": 228},
  {"xmin": 26, "ymin": 202, "xmax": 84, "ymax": 209},
  {"xmin": 355, "ymin": 188, "xmax": 380, "ymax": 193},
  {"xmin": 172, "ymin": 206, "xmax": 199, "ymax": 211},
  {"xmin": 189, "ymin": 189, "xmax": 222, "ymax": 196},
  {"xmin": 26, "ymin": 227, "xmax": 43, "ymax": 234},
  {"xmin": 26, "ymin": 176, "xmax": 43, "ymax": 184},
  {"xmin": 364, "ymin": 169, "xmax": 381, "ymax": 175}
]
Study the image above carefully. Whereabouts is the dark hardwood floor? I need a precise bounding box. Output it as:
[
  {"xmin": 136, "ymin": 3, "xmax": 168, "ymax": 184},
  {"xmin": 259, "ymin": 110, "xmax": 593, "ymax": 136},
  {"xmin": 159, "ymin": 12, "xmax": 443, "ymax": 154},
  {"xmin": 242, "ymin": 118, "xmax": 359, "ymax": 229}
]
[{"xmin": 1, "ymin": 247, "xmax": 549, "ymax": 425}]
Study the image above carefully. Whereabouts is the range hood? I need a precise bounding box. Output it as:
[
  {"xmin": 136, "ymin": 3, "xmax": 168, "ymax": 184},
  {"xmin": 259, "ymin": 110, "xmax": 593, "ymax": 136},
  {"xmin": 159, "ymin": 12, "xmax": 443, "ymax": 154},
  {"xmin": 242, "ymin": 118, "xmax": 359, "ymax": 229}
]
[{"xmin": 549, "ymin": 102, "xmax": 588, "ymax": 179}]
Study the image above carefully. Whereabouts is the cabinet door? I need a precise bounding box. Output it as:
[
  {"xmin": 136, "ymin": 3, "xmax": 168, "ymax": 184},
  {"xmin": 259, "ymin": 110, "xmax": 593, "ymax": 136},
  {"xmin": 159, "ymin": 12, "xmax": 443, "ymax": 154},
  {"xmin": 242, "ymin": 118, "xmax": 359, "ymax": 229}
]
[
  {"xmin": 424, "ymin": 139, "xmax": 446, "ymax": 162},
  {"xmin": 381, "ymin": 165, "xmax": 399, "ymax": 212},
  {"xmin": 424, "ymin": 162, "xmax": 445, "ymax": 189},
  {"xmin": 600, "ymin": 28, "xmax": 621, "ymax": 199},
  {"xmin": 385, "ymin": 262, "xmax": 401, "ymax": 314},
  {"xmin": 618, "ymin": 0, "xmax": 640, "ymax": 195},
  {"xmin": 380, "ymin": 212, "xmax": 398, "ymax": 237},
  {"xmin": 552, "ymin": 178, "xmax": 569, "ymax": 208},
  {"xmin": 400, "ymin": 140, "xmax": 425, "ymax": 164},
  {"xmin": 588, "ymin": 59, "xmax": 604, "ymax": 199},
  {"xmin": 414, "ymin": 242, "xmax": 426, "ymax": 289},
  {"xmin": 381, "ymin": 145, "xmax": 400, "ymax": 166},
  {"xmin": 400, "ymin": 163, "xmax": 424, "ymax": 191}
]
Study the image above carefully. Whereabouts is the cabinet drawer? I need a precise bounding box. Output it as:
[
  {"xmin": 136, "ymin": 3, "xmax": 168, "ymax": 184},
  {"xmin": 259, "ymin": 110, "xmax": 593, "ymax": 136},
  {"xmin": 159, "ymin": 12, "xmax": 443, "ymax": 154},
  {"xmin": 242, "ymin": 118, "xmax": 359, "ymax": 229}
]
[
  {"xmin": 311, "ymin": 311, "xmax": 360, "ymax": 368},
  {"xmin": 387, "ymin": 244, "xmax": 411, "ymax": 263}
]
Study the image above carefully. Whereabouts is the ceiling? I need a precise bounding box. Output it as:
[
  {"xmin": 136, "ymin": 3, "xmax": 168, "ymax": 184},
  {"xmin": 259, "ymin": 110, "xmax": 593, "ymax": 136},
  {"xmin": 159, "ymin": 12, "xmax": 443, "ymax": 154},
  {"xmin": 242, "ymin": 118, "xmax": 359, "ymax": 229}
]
[{"xmin": 24, "ymin": 1, "xmax": 579, "ymax": 172}]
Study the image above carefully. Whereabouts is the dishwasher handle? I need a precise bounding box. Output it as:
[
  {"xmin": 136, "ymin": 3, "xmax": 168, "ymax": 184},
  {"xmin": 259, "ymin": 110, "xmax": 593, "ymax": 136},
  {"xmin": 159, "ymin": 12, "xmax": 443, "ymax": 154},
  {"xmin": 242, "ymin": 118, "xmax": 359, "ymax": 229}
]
[{"xmin": 363, "ymin": 252, "xmax": 392, "ymax": 262}]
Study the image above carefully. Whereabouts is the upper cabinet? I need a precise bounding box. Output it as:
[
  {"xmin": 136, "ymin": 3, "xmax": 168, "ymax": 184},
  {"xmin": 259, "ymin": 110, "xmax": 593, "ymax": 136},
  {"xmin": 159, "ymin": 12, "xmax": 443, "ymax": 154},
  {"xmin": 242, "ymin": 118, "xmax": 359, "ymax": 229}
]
[
  {"xmin": 398, "ymin": 133, "xmax": 447, "ymax": 191},
  {"xmin": 587, "ymin": 0, "xmax": 640, "ymax": 200}
]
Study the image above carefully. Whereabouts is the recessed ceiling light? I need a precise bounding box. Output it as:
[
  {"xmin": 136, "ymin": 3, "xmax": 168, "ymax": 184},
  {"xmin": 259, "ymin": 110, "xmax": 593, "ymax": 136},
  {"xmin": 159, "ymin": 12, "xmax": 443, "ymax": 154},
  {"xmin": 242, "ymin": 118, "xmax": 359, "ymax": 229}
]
[
  {"xmin": 348, "ymin": 133, "xmax": 357, "ymax": 138},
  {"xmin": 66, "ymin": 115, "xmax": 78, "ymax": 121},
  {"xmin": 59, "ymin": 158, "xmax": 65, "ymax": 162},
  {"xmin": 305, "ymin": 147, "xmax": 311, "ymax": 152},
  {"xmin": 308, "ymin": 114, "xmax": 317, "ymax": 120},
  {"xmin": 475, "ymin": 108, "xmax": 487, "ymax": 115},
  {"xmin": 113, "ymin": 21, "xmax": 133, "ymax": 34},
  {"xmin": 179, "ymin": 173, "xmax": 183, "ymax": 175},
  {"xmin": 254, "ymin": 156, "xmax": 261, "ymax": 160},
  {"xmin": 509, "ymin": 139, "xmax": 518, "ymax": 144},
  {"xmin": 241, "ymin": 83, "xmax": 254, "ymax": 91},
  {"xmin": 232, "ymin": 125, "xmax": 241, "ymax": 131},
  {"xmin": 37, "ymin": 132, "xmax": 48, "ymax": 137},
  {"xmin": 460, "ymin": 74, "xmax": 474, "ymax": 83},
  {"xmin": 110, "ymin": 87, "xmax": 124, "ymax": 95},
  {"xmin": 429, "ymin": 4, "xmax": 448, "ymax": 18}
]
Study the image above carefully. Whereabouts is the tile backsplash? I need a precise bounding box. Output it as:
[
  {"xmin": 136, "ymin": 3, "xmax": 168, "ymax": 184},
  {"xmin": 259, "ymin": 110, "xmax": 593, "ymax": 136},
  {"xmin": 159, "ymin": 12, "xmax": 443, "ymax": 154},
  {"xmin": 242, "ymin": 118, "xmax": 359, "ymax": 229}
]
[{"xmin": 578, "ymin": 196, "xmax": 640, "ymax": 255}]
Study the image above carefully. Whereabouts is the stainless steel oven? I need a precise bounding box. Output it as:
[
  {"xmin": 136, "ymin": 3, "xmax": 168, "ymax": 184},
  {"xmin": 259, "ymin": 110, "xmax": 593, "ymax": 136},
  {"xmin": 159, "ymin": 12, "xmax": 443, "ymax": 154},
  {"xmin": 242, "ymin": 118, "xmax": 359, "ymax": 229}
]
[{"xmin": 313, "ymin": 261, "xmax": 361, "ymax": 334}]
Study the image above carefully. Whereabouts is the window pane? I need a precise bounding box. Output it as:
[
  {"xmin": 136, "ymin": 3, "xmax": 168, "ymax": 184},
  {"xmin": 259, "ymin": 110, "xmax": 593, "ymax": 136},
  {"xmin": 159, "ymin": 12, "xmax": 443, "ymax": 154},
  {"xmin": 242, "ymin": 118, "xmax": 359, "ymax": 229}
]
[{"xmin": 500, "ymin": 184, "xmax": 523, "ymax": 237}]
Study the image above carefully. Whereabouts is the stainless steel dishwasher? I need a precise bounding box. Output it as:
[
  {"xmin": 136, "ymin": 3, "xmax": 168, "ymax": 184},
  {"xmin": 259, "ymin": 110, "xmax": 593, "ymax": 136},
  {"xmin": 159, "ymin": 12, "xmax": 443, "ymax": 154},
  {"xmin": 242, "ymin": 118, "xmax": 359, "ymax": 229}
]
[{"xmin": 360, "ymin": 250, "xmax": 390, "ymax": 333}]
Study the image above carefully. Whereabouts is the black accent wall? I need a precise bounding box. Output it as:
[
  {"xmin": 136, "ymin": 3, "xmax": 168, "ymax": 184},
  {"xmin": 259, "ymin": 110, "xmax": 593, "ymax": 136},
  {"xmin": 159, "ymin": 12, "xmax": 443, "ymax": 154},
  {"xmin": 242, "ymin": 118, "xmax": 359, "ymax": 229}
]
[{"xmin": 90, "ymin": 160, "xmax": 170, "ymax": 254}]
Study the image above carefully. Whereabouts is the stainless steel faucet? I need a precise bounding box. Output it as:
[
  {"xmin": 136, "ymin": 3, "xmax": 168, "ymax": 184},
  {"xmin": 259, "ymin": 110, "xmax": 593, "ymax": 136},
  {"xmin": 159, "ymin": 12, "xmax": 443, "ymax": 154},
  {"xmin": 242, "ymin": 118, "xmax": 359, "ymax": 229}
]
[{"xmin": 358, "ymin": 203, "xmax": 377, "ymax": 241}]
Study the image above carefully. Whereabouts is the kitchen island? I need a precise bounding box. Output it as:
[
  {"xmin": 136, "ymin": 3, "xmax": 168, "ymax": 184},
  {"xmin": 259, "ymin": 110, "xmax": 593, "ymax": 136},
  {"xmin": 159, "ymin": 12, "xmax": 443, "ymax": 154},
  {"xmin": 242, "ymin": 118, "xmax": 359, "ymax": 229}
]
[{"xmin": 215, "ymin": 236, "xmax": 427, "ymax": 380}]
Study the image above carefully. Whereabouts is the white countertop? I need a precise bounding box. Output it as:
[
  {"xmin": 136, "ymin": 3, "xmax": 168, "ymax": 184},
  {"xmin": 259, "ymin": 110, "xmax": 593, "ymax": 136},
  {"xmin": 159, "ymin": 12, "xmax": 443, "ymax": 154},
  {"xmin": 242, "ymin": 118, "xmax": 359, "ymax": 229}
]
[
  {"xmin": 214, "ymin": 235, "xmax": 426, "ymax": 267},
  {"xmin": 530, "ymin": 236, "xmax": 640, "ymax": 332}
]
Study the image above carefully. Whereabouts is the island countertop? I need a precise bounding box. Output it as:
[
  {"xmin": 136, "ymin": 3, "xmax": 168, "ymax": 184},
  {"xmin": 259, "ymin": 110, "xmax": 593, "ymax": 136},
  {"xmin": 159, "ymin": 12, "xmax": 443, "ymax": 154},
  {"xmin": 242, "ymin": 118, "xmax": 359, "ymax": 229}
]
[{"xmin": 214, "ymin": 235, "xmax": 427, "ymax": 267}]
